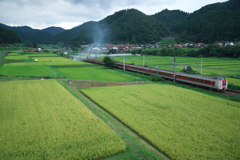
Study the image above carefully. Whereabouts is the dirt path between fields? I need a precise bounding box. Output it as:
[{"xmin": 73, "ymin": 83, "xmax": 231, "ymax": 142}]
[
  {"xmin": 0, "ymin": 59, "xmax": 5, "ymax": 64},
  {"xmin": 0, "ymin": 51, "xmax": 6, "ymax": 57}
]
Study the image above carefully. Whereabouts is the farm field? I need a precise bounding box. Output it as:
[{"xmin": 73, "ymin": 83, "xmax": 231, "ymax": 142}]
[
  {"xmin": 25, "ymin": 53, "xmax": 59, "ymax": 57},
  {"xmin": 4, "ymin": 55, "xmax": 29, "ymax": 60},
  {"xmin": 226, "ymin": 77, "xmax": 240, "ymax": 86},
  {"xmin": 56, "ymin": 66, "xmax": 135, "ymax": 81},
  {"xmin": 82, "ymin": 84, "xmax": 240, "ymax": 160},
  {"xmin": 8, "ymin": 53, "xmax": 19, "ymax": 56},
  {"xmin": 0, "ymin": 65, "xmax": 58, "ymax": 77},
  {"xmin": 32, "ymin": 57, "xmax": 74, "ymax": 62},
  {"xmin": 0, "ymin": 80, "xmax": 126, "ymax": 159},
  {"xmin": 3, "ymin": 60, "xmax": 90, "ymax": 66},
  {"xmin": 103, "ymin": 56, "xmax": 240, "ymax": 76}
]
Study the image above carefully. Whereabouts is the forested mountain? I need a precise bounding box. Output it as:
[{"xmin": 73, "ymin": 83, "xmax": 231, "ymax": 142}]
[
  {"xmin": 0, "ymin": 23, "xmax": 66, "ymax": 43},
  {"xmin": 71, "ymin": 9, "xmax": 169, "ymax": 46},
  {"xmin": 14, "ymin": 30, "xmax": 53, "ymax": 44},
  {"xmin": 0, "ymin": 27, "xmax": 21, "ymax": 44},
  {"xmin": 151, "ymin": 9, "xmax": 189, "ymax": 32},
  {"xmin": 42, "ymin": 27, "xmax": 65, "ymax": 36},
  {"xmin": 0, "ymin": 23, "xmax": 37, "ymax": 33},
  {"xmin": 45, "ymin": 21, "xmax": 96, "ymax": 45},
  {"xmin": 155, "ymin": 0, "xmax": 240, "ymax": 43},
  {"xmin": 1, "ymin": 0, "xmax": 238, "ymax": 45}
]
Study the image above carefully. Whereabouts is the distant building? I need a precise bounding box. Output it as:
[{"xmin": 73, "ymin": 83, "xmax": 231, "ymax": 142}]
[
  {"xmin": 196, "ymin": 43, "xmax": 206, "ymax": 48},
  {"xmin": 223, "ymin": 41, "xmax": 234, "ymax": 47},
  {"xmin": 173, "ymin": 44, "xmax": 181, "ymax": 48},
  {"xmin": 93, "ymin": 47, "xmax": 100, "ymax": 51},
  {"xmin": 235, "ymin": 42, "xmax": 240, "ymax": 46},
  {"xmin": 214, "ymin": 42, "xmax": 223, "ymax": 47}
]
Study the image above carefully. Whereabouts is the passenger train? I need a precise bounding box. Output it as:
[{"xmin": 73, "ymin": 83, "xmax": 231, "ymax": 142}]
[{"xmin": 86, "ymin": 57, "xmax": 228, "ymax": 91}]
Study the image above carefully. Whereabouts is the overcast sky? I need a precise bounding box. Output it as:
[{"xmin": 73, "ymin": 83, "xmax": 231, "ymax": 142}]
[{"xmin": 0, "ymin": 0, "xmax": 227, "ymax": 30}]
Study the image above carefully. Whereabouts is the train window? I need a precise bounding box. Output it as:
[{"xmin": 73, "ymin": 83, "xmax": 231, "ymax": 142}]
[
  {"xmin": 204, "ymin": 80, "xmax": 208, "ymax": 83},
  {"xmin": 168, "ymin": 74, "xmax": 171, "ymax": 76},
  {"xmin": 189, "ymin": 78, "xmax": 192, "ymax": 80},
  {"xmin": 185, "ymin": 77, "xmax": 188, "ymax": 79},
  {"xmin": 200, "ymin": 80, "xmax": 203, "ymax": 82},
  {"xmin": 196, "ymin": 79, "xmax": 199, "ymax": 81},
  {"xmin": 165, "ymin": 73, "xmax": 168, "ymax": 75},
  {"xmin": 193, "ymin": 78, "xmax": 195, "ymax": 81},
  {"xmin": 182, "ymin": 76, "xmax": 184, "ymax": 78}
]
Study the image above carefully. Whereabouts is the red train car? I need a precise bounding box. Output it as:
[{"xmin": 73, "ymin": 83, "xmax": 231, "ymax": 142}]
[{"xmin": 86, "ymin": 57, "xmax": 228, "ymax": 91}]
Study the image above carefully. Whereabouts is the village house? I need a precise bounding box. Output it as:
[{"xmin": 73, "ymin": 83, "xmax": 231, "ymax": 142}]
[
  {"xmin": 196, "ymin": 43, "xmax": 206, "ymax": 48},
  {"xmin": 235, "ymin": 42, "xmax": 240, "ymax": 46},
  {"xmin": 223, "ymin": 41, "xmax": 234, "ymax": 47},
  {"xmin": 173, "ymin": 44, "xmax": 181, "ymax": 48},
  {"xmin": 214, "ymin": 42, "xmax": 223, "ymax": 47}
]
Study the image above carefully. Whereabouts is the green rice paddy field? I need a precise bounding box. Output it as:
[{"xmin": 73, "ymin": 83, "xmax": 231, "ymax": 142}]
[
  {"xmin": 105, "ymin": 56, "xmax": 240, "ymax": 77},
  {"xmin": 56, "ymin": 67, "xmax": 135, "ymax": 81},
  {"xmin": 3, "ymin": 60, "xmax": 90, "ymax": 66},
  {"xmin": 32, "ymin": 57, "xmax": 73, "ymax": 62},
  {"xmin": 0, "ymin": 80, "xmax": 126, "ymax": 159},
  {"xmin": 226, "ymin": 78, "xmax": 240, "ymax": 86},
  {"xmin": 82, "ymin": 84, "xmax": 240, "ymax": 160},
  {"xmin": 8, "ymin": 53, "xmax": 19, "ymax": 56},
  {"xmin": 25, "ymin": 53, "xmax": 59, "ymax": 57},
  {"xmin": 4, "ymin": 55, "xmax": 29, "ymax": 60},
  {"xmin": 0, "ymin": 65, "xmax": 58, "ymax": 77}
]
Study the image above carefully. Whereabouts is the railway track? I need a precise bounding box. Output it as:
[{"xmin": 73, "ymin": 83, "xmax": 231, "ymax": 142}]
[{"xmin": 224, "ymin": 89, "xmax": 240, "ymax": 97}]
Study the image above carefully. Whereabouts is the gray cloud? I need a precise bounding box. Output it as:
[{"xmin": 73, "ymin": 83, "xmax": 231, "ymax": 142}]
[{"xmin": 0, "ymin": 0, "xmax": 227, "ymax": 29}]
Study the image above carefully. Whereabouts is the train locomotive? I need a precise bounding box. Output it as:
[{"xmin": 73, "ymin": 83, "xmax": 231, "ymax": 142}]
[{"xmin": 86, "ymin": 57, "xmax": 228, "ymax": 91}]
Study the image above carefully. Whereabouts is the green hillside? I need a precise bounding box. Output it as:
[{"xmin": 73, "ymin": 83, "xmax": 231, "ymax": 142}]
[
  {"xmin": 154, "ymin": 0, "xmax": 240, "ymax": 43},
  {"xmin": 151, "ymin": 9, "xmax": 189, "ymax": 33},
  {"xmin": 71, "ymin": 9, "xmax": 169, "ymax": 45},
  {"xmin": 45, "ymin": 21, "xmax": 96, "ymax": 45},
  {"xmin": 0, "ymin": 27, "xmax": 21, "ymax": 44}
]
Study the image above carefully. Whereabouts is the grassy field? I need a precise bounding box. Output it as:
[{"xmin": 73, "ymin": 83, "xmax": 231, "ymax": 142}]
[
  {"xmin": 82, "ymin": 84, "xmax": 240, "ymax": 160},
  {"xmin": 157, "ymin": 39, "xmax": 176, "ymax": 46},
  {"xmin": 1, "ymin": 60, "xmax": 90, "ymax": 67},
  {"xmin": 0, "ymin": 80, "xmax": 126, "ymax": 159},
  {"xmin": 56, "ymin": 66, "xmax": 135, "ymax": 81},
  {"xmin": 4, "ymin": 55, "xmax": 29, "ymax": 60},
  {"xmin": 226, "ymin": 77, "xmax": 240, "ymax": 86},
  {"xmin": 8, "ymin": 53, "xmax": 19, "ymax": 56},
  {"xmin": 102, "ymin": 56, "xmax": 240, "ymax": 76},
  {"xmin": 0, "ymin": 65, "xmax": 58, "ymax": 77},
  {"xmin": 32, "ymin": 57, "xmax": 76, "ymax": 62},
  {"xmin": 25, "ymin": 53, "xmax": 59, "ymax": 57}
]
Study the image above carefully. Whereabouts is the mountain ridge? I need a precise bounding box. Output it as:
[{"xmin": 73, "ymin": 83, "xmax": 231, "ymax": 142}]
[{"xmin": 1, "ymin": 0, "xmax": 239, "ymax": 44}]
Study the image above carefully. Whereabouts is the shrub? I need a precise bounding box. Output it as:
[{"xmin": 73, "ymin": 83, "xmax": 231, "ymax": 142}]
[{"xmin": 103, "ymin": 56, "xmax": 115, "ymax": 68}]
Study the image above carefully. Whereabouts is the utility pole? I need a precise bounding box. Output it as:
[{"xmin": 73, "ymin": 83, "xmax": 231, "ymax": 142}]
[
  {"xmin": 124, "ymin": 55, "xmax": 125, "ymax": 71},
  {"xmin": 174, "ymin": 57, "xmax": 176, "ymax": 82},
  {"xmin": 143, "ymin": 55, "xmax": 145, "ymax": 66},
  {"xmin": 200, "ymin": 58, "xmax": 202, "ymax": 75}
]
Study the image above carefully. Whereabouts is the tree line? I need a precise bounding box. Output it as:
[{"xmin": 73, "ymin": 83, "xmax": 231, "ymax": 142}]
[
  {"xmin": 131, "ymin": 45, "xmax": 240, "ymax": 58},
  {"xmin": 0, "ymin": 27, "xmax": 21, "ymax": 44}
]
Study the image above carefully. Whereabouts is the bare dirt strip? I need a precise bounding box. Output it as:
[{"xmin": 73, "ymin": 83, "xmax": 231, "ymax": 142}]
[
  {"xmin": 0, "ymin": 51, "xmax": 6, "ymax": 57},
  {"xmin": 71, "ymin": 80, "xmax": 151, "ymax": 88},
  {"xmin": 0, "ymin": 59, "xmax": 5, "ymax": 64}
]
